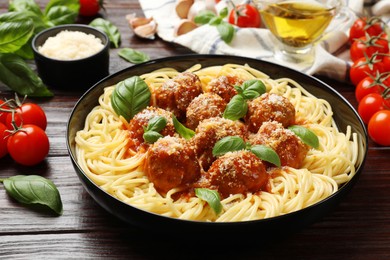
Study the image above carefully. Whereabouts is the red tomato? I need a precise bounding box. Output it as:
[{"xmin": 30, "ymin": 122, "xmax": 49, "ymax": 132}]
[
  {"xmin": 350, "ymin": 35, "xmax": 389, "ymax": 62},
  {"xmin": 368, "ymin": 110, "xmax": 390, "ymax": 146},
  {"xmin": 381, "ymin": 55, "xmax": 390, "ymax": 71},
  {"xmin": 79, "ymin": 0, "xmax": 103, "ymax": 17},
  {"xmin": 7, "ymin": 124, "xmax": 49, "ymax": 166},
  {"xmin": 349, "ymin": 17, "xmax": 384, "ymax": 43},
  {"xmin": 0, "ymin": 100, "xmax": 10, "ymax": 124},
  {"xmin": 6, "ymin": 103, "xmax": 47, "ymax": 130},
  {"xmin": 355, "ymin": 74, "xmax": 388, "ymax": 102},
  {"xmin": 0, "ymin": 123, "xmax": 8, "ymax": 158},
  {"xmin": 358, "ymin": 93, "xmax": 385, "ymax": 124},
  {"xmin": 228, "ymin": 4, "xmax": 261, "ymax": 28},
  {"xmin": 350, "ymin": 56, "xmax": 386, "ymax": 86}
]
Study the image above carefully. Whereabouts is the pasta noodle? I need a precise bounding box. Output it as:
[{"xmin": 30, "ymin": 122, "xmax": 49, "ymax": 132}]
[{"xmin": 75, "ymin": 64, "xmax": 361, "ymax": 222}]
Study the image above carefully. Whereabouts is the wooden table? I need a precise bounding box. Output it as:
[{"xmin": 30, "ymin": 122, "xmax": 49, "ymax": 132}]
[{"xmin": 1, "ymin": 1, "xmax": 390, "ymax": 259}]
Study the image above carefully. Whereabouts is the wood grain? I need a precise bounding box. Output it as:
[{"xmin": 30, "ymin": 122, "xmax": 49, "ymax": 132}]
[{"xmin": 1, "ymin": 1, "xmax": 390, "ymax": 259}]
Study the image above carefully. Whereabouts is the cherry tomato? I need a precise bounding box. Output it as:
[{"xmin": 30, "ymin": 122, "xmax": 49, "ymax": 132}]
[
  {"xmin": 368, "ymin": 110, "xmax": 390, "ymax": 146},
  {"xmin": 355, "ymin": 74, "xmax": 389, "ymax": 102},
  {"xmin": 358, "ymin": 93, "xmax": 385, "ymax": 124},
  {"xmin": 79, "ymin": 0, "xmax": 103, "ymax": 17},
  {"xmin": 6, "ymin": 103, "xmax": 47, "ymax": 130},
  {"xmin": 350, "ymin": 35, "xmax": 389, "ymax": 62},
  {"xmin": 349, "ymin": 17, "xmax": 384, "ymax": 43},
  {"xmin": 7, "ymin": 124, "xmax": 49, "ymax": 166},
  {"xmin": 228, "ymin": 4, "xmax": 261, "ymax": 28},
  {"xmin": 0, "ymin": 123, "xmax": 8, "ymax": 158},
  {"xmin": 350, "ymin": 56, "xmax": 386, "ymax": 86},
  {"xmin": 381, "ymin": 55, "xmax": 390, "ymax": 71},
  {"xmin": 0, "ymin": 100, "xmax": 10, "ymax": 124}
]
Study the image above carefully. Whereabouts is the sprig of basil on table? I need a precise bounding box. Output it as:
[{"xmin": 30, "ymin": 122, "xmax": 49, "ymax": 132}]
[
  {"xmin": 0, "ymin": 175, "xmax": 63, "ymax": 215},
  {"xmin": 90, "ymin": 18, "xmax": 121, "ymax": 48},
  {"xmin": 288, "ymin": 125, "xmax": 320, "ymax": 149},
  {"xmin": 143, "ymin": 116, "xmax": 167, "ymax": 144},
  {"xmin": 111, "ymin": 76, "xmax": 151, "ymax": 122},
  {"xmin": 118, "ymin": 48, "xmax": 150, "ymax": 64},
  {"xmin": 194, "ymin": 8, "xmax": 235, "ymax": 44},
  {"xmin": 223, "ymin": 79, "xmax": 266, "ymax": 120},
  {"xmin": 212, "ymin": 136, "xmax": 281, "ymax": 167},
  {"xmin": 195, "ymin": 188, "xmax": 223, "ymax": 215}
]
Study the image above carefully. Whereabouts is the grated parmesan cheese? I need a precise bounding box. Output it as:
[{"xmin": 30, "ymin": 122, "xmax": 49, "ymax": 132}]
[{"xmin": 38, "ymin": 30, "xmax": 104, "ymax": 60}]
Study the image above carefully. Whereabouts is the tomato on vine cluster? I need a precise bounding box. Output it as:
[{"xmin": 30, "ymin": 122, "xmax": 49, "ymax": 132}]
[
  {"xmin": 0, "ymin": 96, "xmax": 49, "ymax": 166},
  {"xmin": 349, "ymin": 16, "xmax": 390, "ymax": 146}
]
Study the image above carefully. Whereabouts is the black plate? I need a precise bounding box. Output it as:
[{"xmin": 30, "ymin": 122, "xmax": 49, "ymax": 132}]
[{"xmin": 66, "ymin": 54, "xmax": 368, "ymax": 239}]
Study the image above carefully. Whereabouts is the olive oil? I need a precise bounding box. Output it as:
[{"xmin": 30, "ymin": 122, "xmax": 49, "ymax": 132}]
[{"xmin": 260, "ymin": 1, "xmax": 335, "ymax": 48}]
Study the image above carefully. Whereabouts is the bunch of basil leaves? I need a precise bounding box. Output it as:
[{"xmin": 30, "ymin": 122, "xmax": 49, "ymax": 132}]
[{"xmin": 0, "ymin": 0, "xmax": 80, "ymax": 97}]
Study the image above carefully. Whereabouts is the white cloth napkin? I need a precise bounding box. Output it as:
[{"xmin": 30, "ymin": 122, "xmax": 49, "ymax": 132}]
[{"xmin": 139, "ymin": 0, "xmax": 390, "ymax": 82}]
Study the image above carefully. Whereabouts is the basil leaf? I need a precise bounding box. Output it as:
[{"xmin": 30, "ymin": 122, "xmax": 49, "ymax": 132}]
[
  {"xmin": 111, "ymin": 76, "xmax": 151, "ymax": 122},
  {"xmin": 143, "ymin": 131, "xmax": 163, "ymax": 144},
  {"xmin": 118, "ymin": 48, "xmax": 150, "ymax": 64},
  {"xmin": 90, "ymin": 18, "xmax": 121, "ymax": 48},
  {"xmin": 44, "ymin": 0, "xmax": 80, "ymax": 14},
  {"xmin": 250, "ymin": 145, "xmax": 281, "ymax": 167},
  {"xmin": 0, "ymin": 17, "xmax": 34, "ymax": 53},
  {"xmin": 2, "ymin": 175, "xmax": 63, "ymax": 215},
  {"xmin": 0, "ymin": 53, "xmax": 53, "ymax": 97},
  {"xmin": 288, "ymin": 125, "xmax": 319, "ymax": 149},
  {"xmin": 44, "ymin": 5, "xmax": 78, "ymax": 26},
  {"xmin": 8, "ymin": 0, "xmax": 43, "ymax": 16},
  {"xmin": 172, "ymin": 115, "xmax": 195, "ymax": 140},
  {"xmin": 195, "ymin": 188, "xmax": 222, "ymax": 215},
  {"xmin": 223, "ymin": 94, "xmax": 247, "ymax": 120},
  {"xmin": 194, "ymin": 10, "xmax": 216, "ymax": 24},
  {"xmin": 241, "ymin": 80, "xmax": 266, "ymax": 100},
  {"xmin": 145, "ymin": 116, "xmax": 167, "ymax": 132},
  {"xmin": 217, "ymin": 22, "xmax": 235, "ymax": 44},
  {"xmin": 219, "ymin": 7, "xmax": 229, "ymax": 19},
  {"xmin": 209, "ymin": 16, "xmax": 222, "ymax": 26},
  {"xmin": 212, "ymin": 136, "xmax": 246, "ymax": 157}
]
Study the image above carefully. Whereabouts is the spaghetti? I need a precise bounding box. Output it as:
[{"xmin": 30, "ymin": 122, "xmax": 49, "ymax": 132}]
[{"xmin": 75, "ymin": 64, "xmax": 361, "ymax": 222}]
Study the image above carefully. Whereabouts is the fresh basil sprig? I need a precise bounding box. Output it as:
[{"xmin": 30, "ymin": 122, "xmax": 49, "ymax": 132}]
[
  {"xmin": 172, "ymin": 115, "xmax": 195, "ymax": 140},
  {"xmin": 143, "ymin": 116, "xmax": 167, "ymax": 144},
  {"xmin": 212, "ymin": 136, "xmax": 281, "ymax": 167},
  {"xmin": 111, "ymin": 76, "xmax": 151, "ymax": 122},
  {"xmin": 223, "ymin": 79, "xmax": 266, "ymax": 120},
  {"xmin": 0, "ymin": 175, "xmax": 63, "ymax": 215},
  {"xmin": 288, "ymin": 125, "xmax": 319, "ymax": 149},
  {"xmin": 118, "ymin": 48, "xmax": 150, "ymax": 64},
  {"xmin": 194, "ymin": 8, "xmax": 235, "ymax": 44},
  {"xmin": 195, "ymin": 188, "xmax": 223, "ymax": 215},
  {"xmin": 90, "ymin": 18, "xmax": 121, "ymax": 48}
]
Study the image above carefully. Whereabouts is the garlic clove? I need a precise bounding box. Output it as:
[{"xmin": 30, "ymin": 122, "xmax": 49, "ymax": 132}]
[
  {"xmin": 175, "ymin": 0, "xmax": 195, "ymax": 19},
  {"xmin": 174, "ymin": 19, "xmax": 198, "ymax": 36},
  {"xmin": 133, "ymin": 20, "xmax": 158, "ymax": 39}
]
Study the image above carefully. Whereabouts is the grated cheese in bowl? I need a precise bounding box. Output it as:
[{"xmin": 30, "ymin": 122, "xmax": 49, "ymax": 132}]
[{"xmin": 38, "ymin": 30, "xmax": 105, "ymax": 60}]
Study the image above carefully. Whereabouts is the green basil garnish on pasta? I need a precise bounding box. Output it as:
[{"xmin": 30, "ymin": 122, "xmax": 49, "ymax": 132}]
[
  {"xmin": 172, "ymin": 115, "xmax": 195, "ymax": 140},
  {"xmin": 143, "ymin": 116, "xmax": 167, "ymax": 144},
  {"xmin": 212, "ymin": 136, "xmax": 246, "ymax": 157},
  {"xmin": 1, "ymin": 175, "xmax": 63, "ymax": 215},
  {"xmin": 111, "ymin": 76, "xmax": 151, "ymax": 122},
  {"xmin": 288, "ymin": 125, "xmax": 319, "ymax": 149},
  {"xmin": 250, "ymin": 145, "xmax": 281, "ymax": 167},
  {"xmin": 195, "ymin": 188, "xmax": 222, "ymax": 215},
  {"xmin": 223, "ymin": 80, "xmax": 266, "ymax": 121}
]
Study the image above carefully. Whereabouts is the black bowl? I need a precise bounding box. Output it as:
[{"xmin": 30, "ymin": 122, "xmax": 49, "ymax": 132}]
[
  {"xmin": 66, "ymin": 54, "xmax": 368, "ymax": 239},
  {"xmin": 32, "ymin": 24, "xmax": 110, "ymax": 90}
]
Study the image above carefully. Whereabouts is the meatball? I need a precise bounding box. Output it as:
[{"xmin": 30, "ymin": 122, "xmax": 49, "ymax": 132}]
[
  {"xmin": 127, "ymin": 106, "xmax": 176, "ymax": 151},
  {"xmin": 249, "ymin": 121, "xmax": 309, "ymax": 168},
  {"xmin": 186, "ymin": 93, "xmax": 227, "ymax": 130},
  {"xmin": 154, "ymin": 72, "xmax": 202, "ymax": 119},
  {"xmin": 206, "ymin": 75, "xmax": 244, "ymax": 103},
  {"xmin": 144, "ymin": 136, "xmax": 201, "ymax": 194},
  {"xmin": 203, "ymin": 150, "xmax": 268, "ymax": 199},
  {"xmin": 245, "ymin": 93, "xmax": 295, "ymax": 133},
  {"xmin": 192, "ymin": 117, "xmax": 247, "ymax": 171}
]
